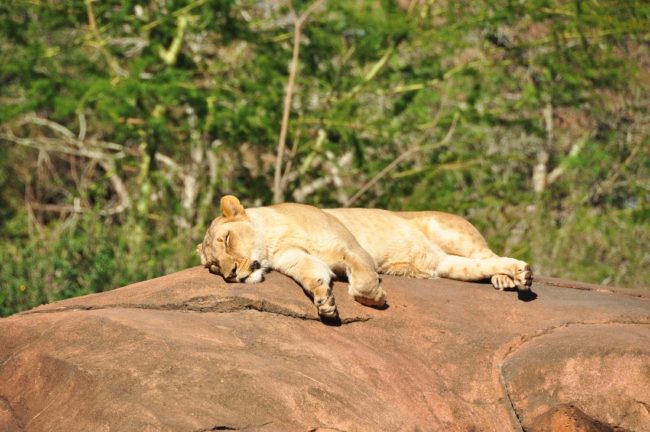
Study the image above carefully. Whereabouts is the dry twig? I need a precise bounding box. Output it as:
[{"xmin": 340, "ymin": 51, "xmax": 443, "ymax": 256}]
[
  {"xmin": 273, "ymin": 0, "xmax": 327, "ymax": 203},
  {"xmin": 344, "ymin": 112, "xmax": 459, "ymax": 207},
  {"xmin": 3, "ymin": 115, "xmax": 131, "ymax": 216}
]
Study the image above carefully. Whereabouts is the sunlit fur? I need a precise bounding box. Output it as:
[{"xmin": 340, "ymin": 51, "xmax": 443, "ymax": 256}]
[{"xmin": 198, "ymin": 195, "xmax": 533, "ymax": 318}]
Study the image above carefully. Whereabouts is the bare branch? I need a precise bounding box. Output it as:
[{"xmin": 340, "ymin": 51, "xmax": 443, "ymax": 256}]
[
  {"xmin": 24, "ymin": 161, "xmax": 130, "ymax": 216},
  {"xmin": 280, "ymin": 114, "xmax": 303, "ymax": 191},
  {"xmin": 344, "ymin": 112, "xmax": 459, "ymax": 207},
  {"xmin": 17, "ymin": 114, "xmax": 126, "ymax": 152},
  {"xmin": 532, "ymin": 101, "xmax": 553, "ymax": 194},
  {"xmin": 546, "ymin": 134, "xmax": 589, "ymax": 186},
  {"xmin": 155, "ymin": 152, "xmax": 184, "ymax": 173},
  {"xmin": 273, "ymin": 0, "xmax": 327, "ymax": 204},
  {"xmin": 98, "ymin": 159, "xmax": 130, "ymax": 215},
  {"xmin": 1, "ymin": 133, "xmax": 124, "ymax": 161},
  {"xmin": 584, "ymin": 131, "xmax": 643, "ymax": 203},
  {"xmin": 5, "ymin": 114, "xmax": 131, "ymax": 216},
  {"xmin": 78, "ymin": 110, "xmax": 87, "ymax": 141}
]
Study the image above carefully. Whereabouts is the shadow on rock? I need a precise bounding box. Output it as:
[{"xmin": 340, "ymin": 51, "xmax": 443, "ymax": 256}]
[
  {"xmin": 517, "ymin": 290, "xmax": 538, "ymax": 302},
  {"xmin": 320, "ymin": 314, "xmax": 342, "ymax": 327}
]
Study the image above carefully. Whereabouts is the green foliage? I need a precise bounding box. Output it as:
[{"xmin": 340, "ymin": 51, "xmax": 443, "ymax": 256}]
[
  {"xmin": 1, "ymin": 0, "xmax": 649, "ymax": 316},
  {"xmin": 0, "ymin": 214, "xmax": 196, "ymax": 316}
]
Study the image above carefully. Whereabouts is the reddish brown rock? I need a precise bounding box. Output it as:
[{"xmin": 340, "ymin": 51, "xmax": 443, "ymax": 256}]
[
  {"xmin": 0, "ymin": 268, "xmax": 648, "ymax": 431},
  {"xmin": 528, "ymin": 404, "xmax": 619, "ymax": 432}
]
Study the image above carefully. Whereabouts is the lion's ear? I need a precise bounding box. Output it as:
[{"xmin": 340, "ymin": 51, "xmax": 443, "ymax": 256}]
[{"xmin": 220, "ymin": 195, "xmax": 247, "ymax": 220}]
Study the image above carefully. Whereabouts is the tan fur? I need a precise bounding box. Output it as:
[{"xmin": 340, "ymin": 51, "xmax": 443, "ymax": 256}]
[{"xmin": 198, "ymin": 195, "xmax": 532, "ymax": 319}]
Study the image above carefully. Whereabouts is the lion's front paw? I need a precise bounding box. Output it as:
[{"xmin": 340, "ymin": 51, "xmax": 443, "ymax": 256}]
[
  {"xmin": 491, "ymin": 262, "xmax": 533, "ymax": 291},
  {"xmin": 315, "ymin": 294, "xmax": 338, "ymax": 318},
  {"xmin": 313, "ymin": 285, "xmax": 338, "ymax": 318}
]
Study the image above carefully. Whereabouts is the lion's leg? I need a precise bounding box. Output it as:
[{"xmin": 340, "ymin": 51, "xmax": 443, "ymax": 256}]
[
  {"xmin": 410, "ymin": 214, "xmax": 533, "ymax": 290},
  {"xmin": 436, "ymin": 255, "xmax": 533, "ymax": 290},
  {"xmin": 344, "ymin": 252, "xmax": 387, "ymax": 307},
  {"xmin": 463, "ymin": 250, "xmax": 534, "ymax": 290},
  {"xmin": 463, "ymin": 249, "xmax": 534, "ymax": 291},
  {"xmin": 273, "ymin": 249, "xmax": 337, "ymax": 318}
]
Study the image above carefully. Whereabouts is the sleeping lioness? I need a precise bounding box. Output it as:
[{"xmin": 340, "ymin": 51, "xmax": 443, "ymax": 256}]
[{"xmin": 197, "ymin": 195, "xmax": 532, "ymax": 319}]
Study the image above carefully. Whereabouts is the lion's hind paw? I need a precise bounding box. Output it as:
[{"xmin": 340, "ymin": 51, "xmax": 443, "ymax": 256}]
[
  {"xmin": 491, "ymin": 263, "xmax": 533, "ymax": 291},
  {"xmin": 491, "ymin": 274, "xmax": 516, "ymax": 290},
  {"xmin": 515, "ymin": 264, "xmax": 533, "ymax": 290}
]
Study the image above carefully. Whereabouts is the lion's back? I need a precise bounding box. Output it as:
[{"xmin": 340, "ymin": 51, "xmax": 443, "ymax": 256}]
[
  {"xmin": 250, "ymin": 204, "xmax": 369, "ymax": 262},
  {"xmin": 396, "ymin": 211, "xmax": 493, "ymax": 258},
  {"xmin": 324, "ymin": 208, "xmax": 443, "ymax": 273}
]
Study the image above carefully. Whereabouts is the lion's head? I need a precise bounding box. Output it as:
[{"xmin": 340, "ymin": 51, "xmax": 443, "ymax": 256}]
[{"xmin": 197, "ymin": 195, "xmax": 264, "ymax": 283}]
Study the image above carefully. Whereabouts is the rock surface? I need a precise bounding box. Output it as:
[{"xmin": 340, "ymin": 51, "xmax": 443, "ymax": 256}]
[{"xmin": 0, "ymin": 268, "xmax": 649, "ymax": 432}]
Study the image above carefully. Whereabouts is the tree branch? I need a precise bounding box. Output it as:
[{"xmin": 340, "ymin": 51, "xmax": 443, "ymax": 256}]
[
  {"xmin": 1, "ymin": 133, "xmax": 124, "ymax": 161},
  {"xmin": 3, "ymin": 115, "xmax": 131, "ymax": 216},
  {"xmin": 273, "ymin": 0, "xmax": 326, "ymax": 204},
  {"xmin": 344, "ymin": 112, "xmax": 459, "ymax": 207},
  {"xmin": 532, "ymin": 101, "xmax": 553, "ymax": 194}
]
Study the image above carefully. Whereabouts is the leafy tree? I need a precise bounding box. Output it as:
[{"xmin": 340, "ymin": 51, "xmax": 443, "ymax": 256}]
[{"xmin": 1, "ymin": 0, "xmax": 648, "ymax": 316}]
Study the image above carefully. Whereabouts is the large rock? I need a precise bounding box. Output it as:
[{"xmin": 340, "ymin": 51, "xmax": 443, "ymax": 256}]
[{"xmin": 0, "ymin": 268, "xmax": 648, "ymax": 432}]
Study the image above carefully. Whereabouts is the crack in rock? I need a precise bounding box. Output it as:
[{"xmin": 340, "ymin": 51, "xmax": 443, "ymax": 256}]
[
  {"xmin": 195, "ymin": 421, "xmax": 273, "ymax": 431},
  {"xmin": 196, "ymin": 426, "xmax": 239, "ymax": 431},
  {"xmin": 307, "ymin": 427, "xmax": 348, "ymax": 432},
  {"xmin": 535, "ymin": 277, "xmax": 650, "ymax": 299},
  {"xmin": 494, "ymin": 318, "xmax": 650, "ymax": 432},
  {"xmin": 0, "ymin": 394, "xmax": 24, "ymax": 431},
  {"xmin": 636, "ymin": 400, "xmax": 650, "ymax": 417},
  {"xmin": 19, "ymin": 296, "xmax": 372, "ymax": 325}
]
